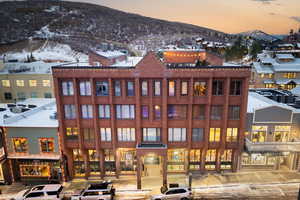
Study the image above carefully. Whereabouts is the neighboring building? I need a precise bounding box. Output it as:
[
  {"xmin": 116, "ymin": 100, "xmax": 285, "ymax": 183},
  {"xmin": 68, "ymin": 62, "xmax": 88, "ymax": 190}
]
[
  {"xmin": 0, "ymin": 98, "xmax": 60, "ymax": 184},
  {"xmin": 252, "ymin": 51, "xmax": 300, "ymax": 90},
  {"xmin": 0, "ymin": 126, "xmax": 8, "ymax": 184},
  {"xmin": 52, "ymin": 52, "xmax": 251, "ymax": 189},
  {"xmin": 88, "ymin": 50, "xmax": 127, "ymax": 66},
  {"xmin": 0, "ymin": 61, "xmax": 58, "ymax": 103},
  {"xmin": 243, "ymin": 90, "xmax": 300, "ymax": 171}
]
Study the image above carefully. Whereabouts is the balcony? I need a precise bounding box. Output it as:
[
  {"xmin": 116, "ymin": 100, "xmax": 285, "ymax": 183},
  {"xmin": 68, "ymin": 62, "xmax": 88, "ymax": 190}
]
[{"xmin": 245, "ymin": 138, "xmax": 300, "ymax": 152}]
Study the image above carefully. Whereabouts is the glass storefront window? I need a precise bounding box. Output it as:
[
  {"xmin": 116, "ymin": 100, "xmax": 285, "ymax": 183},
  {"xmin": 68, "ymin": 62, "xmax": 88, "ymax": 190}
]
[
  {"xmin": 88, "ymin": 150, "xmax": 100, "ymax": 175},
  {"xmin": 73, "ymin": 149, "xmax": 83, "ymax": 161},
  {"xmin": 189, "ymin": 150, "xmax": 201, "ymax": 170},
  {"xmin": 221, "ymin": 149, "xmax": 232, "ymax": 170},
  {"xmin": 205, "ymin": 149, "xmax": 216, "ymax": 170},
  {"xmin": 20, "ymin": 165, "xmax": 50, "ymax": 177},
  {"xmin": 274, "ymin": 126, "xmax": 290, "ymax": 142},
  {"xmin": 167, "ymin": 149, "xmax": 185, "ymax": 172},
  {"xmin": 104, "ymin": 149, "xmax": 115, "ymax": 175},
  {"xmin": 74, "ymin": 162, "xmax": 85, "ymax": 177},
  {"xmin": 120, "ymin": 149, "xmax": 136, "ymax": 173},
  {"xmin": 252, "ymin": 126, "xmax": 267, "ymax": 142},
  {"xmin": 39, "ymin": 138, "xmax": 54, "ymax": 153}
]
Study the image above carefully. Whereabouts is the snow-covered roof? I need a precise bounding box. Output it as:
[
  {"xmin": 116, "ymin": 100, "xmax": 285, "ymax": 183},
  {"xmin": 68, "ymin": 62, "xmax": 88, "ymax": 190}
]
[
  {"xmin": 291, "ymin": 86, "xmax": 300, "ymax": 96},
  {"xmin": 276, "ymin": 54, "xmax": 295, "ymax": 60},
  {"xmin": 253, "ymin": 62, "xmax": 274, "ymax": 74},
  {"xmin": 112, "ymin": 56, "xmax": 143, "ymax": 67},
  {"xmin": 275, "ymin": 79, "xmax": 300, "ymax": 85},
  {"xmin": 247, "ymin": 92, "xmax": 298, "ymax": 113},
  {"xmin": 94, "ymin": 50, "xmax": 125, "ymax": 59},
  {"xmin": 278, "ymin": 44, "xmax": 294, "ymax": 48},
  {"xmin": 0, "ymin": 98, "xmax": 58, "ymax": 128},
  {"xmin": 0, "ymin": 61, "xmax": 57, "ymax": 74}
]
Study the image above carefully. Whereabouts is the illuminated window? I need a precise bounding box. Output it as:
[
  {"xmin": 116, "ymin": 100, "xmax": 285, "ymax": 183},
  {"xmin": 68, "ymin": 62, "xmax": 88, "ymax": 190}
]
[
  {"xmin": 29, "ymin": 80, "xmax": 37, "ymax": 87},
  {"xmin": 209, "ymin": 128, "xmax": 221, "ymax": 142},
  {"xmin": 221, "ymin": 149, "xmax": 232, "ymax": 169},
  {"xmin": 168, "ymin": 80, "xmax": 176, "ymax": 96},
  {"xmin": 265, "ymin": 83, "xmax": 274, "ymax": 88},
  {"xmin": 167, "ymin": 149, "xmax": 185, "ymax": 172},
  {"xmin": 1, "ymin": 80, "xmax": 10, "ymax": 87},
  {"xmin": 226, "ymin": 128, "xmax": 238, "ymax": 142},
  {"xmin": 120, "ymin": 149, "xmax": 136, "ymax": 173},
  {"xmin": 252, "ymin": 126, "xmax": 267, "ymax": 142},
  {"xmin": 73, "ymin": 149, "xmax": 83, "ymax": 161},
  {"xmin": 181, "ymin": 81, "xmax": 188, "ymax": 96},
  {"xmin": 205, "ymin": 149, "xmax": 216, "ymax": 170},
  {"xmin": 154, "ymin": 105, "xmax": 161, "ymax": 120},
  {"xmin": 66, "ymin": 127, "xmax": 79, "ymax": 140},
  {"xmin": 193, "ymin": 81, "xmax": 206, "ymax": 96},
  {"xmin": 260, "ymin": 74, "xmax": 265, "ymax": 78},
  {"xmin": 141, "ymin": 105, "xmax": 149, "ymax": 119},
  {"xmin": 190, "ymin": 149, "xmax": 201, "ymax": 170},
  {"xmin": 12, "ymin": 138, "xmax": 28, "ymax": 153},
  {"xmin": 88, "ymin": 150, "xmax": 98, "ymax": 161},
  {"xmin": 88, "ymin": 149, "xmax": 100, "ymax": 175},
  {"xmin": 20, "ymin": 165, "xmax": 50, "ymax": 177},
  {"xmin": 284, "ymin": 73, "xmax": 296, "ymax": 79},
  {"xmin": 16, "ymin": 80, "xmax": 24, "ymax": 87},
  {"xmin": 42, "ymin": 80, "xmax": 50, "ymax": 87},
  {"xmin": 73, "ymin": 149, "xmax": 84, "ymax": 176},
  {"xmin": 274, "ymin": 126, "xmax": 290, "ymax": 142},
  {"xmin": 39, "ymin": 138, "xmax": 54, "ymax": 153},
  {"xmin": 100, "ymin": 128, "xmax": 111, "ymax": 141}
]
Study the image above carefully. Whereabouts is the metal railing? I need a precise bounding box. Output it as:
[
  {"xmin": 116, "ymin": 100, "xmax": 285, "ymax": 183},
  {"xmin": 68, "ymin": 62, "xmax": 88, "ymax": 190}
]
[{"xmin": 245, "ymin": 138, "xmax": 300, "ymax": 152}]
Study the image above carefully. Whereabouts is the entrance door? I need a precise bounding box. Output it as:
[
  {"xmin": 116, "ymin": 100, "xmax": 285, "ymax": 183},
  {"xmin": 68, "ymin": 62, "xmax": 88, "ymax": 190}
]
[{"xmin": 143, "ymin": 154, "xmax": 161, "ymax": 177}]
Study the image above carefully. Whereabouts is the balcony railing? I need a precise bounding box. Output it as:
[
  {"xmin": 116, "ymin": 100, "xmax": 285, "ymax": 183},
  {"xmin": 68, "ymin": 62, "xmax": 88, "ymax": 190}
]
[{"xmin": 245, "ymin": 138, "xmax": 300, "ymax": 152}]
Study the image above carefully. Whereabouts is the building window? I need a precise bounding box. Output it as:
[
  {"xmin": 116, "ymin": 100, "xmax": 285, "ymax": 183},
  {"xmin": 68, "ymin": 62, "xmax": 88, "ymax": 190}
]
[
  {"xmin": 79, "ymin": 81, "xmax": 91, "ymax": 96},
  {"xmin": 265, "ymin": 83, "xmax": 274, "ymax": 88},
  {"xmin": 120, "ymin": 150, "xmax": 136, "ymax": 173},
  {"xmin": 66, "ymin": 127, "xmax": 79, "ymax": 140},
  {"xmin": 64, "ymin": 104, "xmax": 76, "ymax": 119},
  {"xmin": 167, "ymin": 149, "xmax": 185, "ymax": 172},
  {"xmin": 168, "ymin": 80, "xmax": 176, "ymax": 96},
  {"xmin": 62, "ymin": 81, "xmax": 74, "ymax": 96},
  {"xmin": 209, "ymin": 128, "xmax": 221, "ymax": 142},
  {"xmin": 30, "ymin": 92, "xmax": 37, "ymax": 98},
  {"xmin": 99, "ymin": 105, "xmax": 110, "ymax": 119},
  {"xmin": 117, "ymin": 128, "xmax": 135, "ymax": 141},
  {"xmin": 168, "ymin": 105, "xmax": 187, "ymax": 119},
  {"xmin": 44, "ymin": 93, "xmax": 52, "ymax": 98},
  {"xmin": 226, "ymin": 128, "xmax": 238, "ymax": 142},
  {"xmin": 73, "ymin": 149, "xmax": 84, "ymax": 176},
  {"xmin": 4, "ymin": 92, "xmax": 12, "ymax": 100},
  {"xmin": 153, "ymin": 105, "xmax": 161, "ymax": 120},
  {"xmin": 114, "ymin": 80, "xmax": 121, "ymax": 96},
  {"xmin": 205, "ymin": 149, "xmax": 216, "ymax": 170},
  {"xmin": 16, "ymin": 80, "xmax": 24, "ymax": 87},
  {"xmin": 81, "ymin": 105, "xmax": 93, "ymax": 119},
  {"xmin": 2, "ymin": 80, "xmax": 10, "ymax": 87},
  {"xmin": 141, "ymin": 105, "xmax": 149, "ymax": 119},
  {"xmin": 20, "ymin": 164, "xmax": 50, "ymax": 177},
  {"xmin": 168, "ymin": 128, "xmax": 186, "ymax": 142},
  {"xmin": 141, "ymin": 80, "xmax": 148, "ymax": 96},
  {"xmin": 39, "ymin": 138, "xmax": 54, "ymax": 153},
  {"xmin": 43, "ymin": 80, "xmax": 51, "ymax": 87},
  {"xmin": 252, "ymin": 126, "xmax": 267, "ymax": 142},
  {"xmin": 143, "ymin": 128, "xmax": 161, "ymax": 142},
  {"xmin": 193, "ymin": 105, "xmax": 205, "ymax": 120},
  {"xmin": 221, "ymin": 149, "xmax": 232, "ymax": 169},
  {"xmin": 190, "ymin": 149, "xmax": 201, "ymax": 170},
  {"xmin": 29, "ymin": 80, "xmax": 37, "ymax": 87},
  {"xmin": 89, "ymin": 149, "xmax": 100, "ymax": 175},
  {"xmin": 192, "ymin": 128, "xmax": 204, "ymax": 141},
  {"xmin": 12, "ymin": 138, "xmax": 28, "ymax": 153},
  {"xmin": 212, "ymin": 80, "xmax": 223, "ymax": 95},
  {"xmin": 17, "ymin": 92, "xmax": 26, "ymax": 100},
  {"xmin": 194, "ymin": 81, "xmax": 206, "ymax": 96},
  {"xmin": 116, "ymin": 105, "xmax": 135, "ymax": 119},
  {"xmin": 100, "ymin": 128, "xmax": 112, "ymax": 141},
  {"xmin": 154, "ymin": 80, "xmax": 161, "ymax": 96},
  {"xmin": 127, "ymin": 81, "xmax": 135, "ymax": 96},
  {"xmin": 228, "ymin": 106, "xmax": 240, "ymax": 120},
  {"xmin": 284, "ymin": 73, "xmax": 296, "ymax": 79},
  {"xmin": 83, "ymin": 128, "xmax": 95, "ymax": 141},
  {"xmin": 274, "ymin": 126, "xmax": 290, "ymax": 142},
  {"xmin": 181, "ymin": 81, "xmax": 188, "ymax": 96},
  {"xmin": 96, "ymin": 81, "xmax": 109, "ymax": 96},
  {"xmin": 230, "ymin": 80, "xmax": 242, "ymax": 95},
  {"xmin": 211, "ymin": 105, "xmax": 223, "ymax": 120},
  {"xmin": 73, "ymin": 149, "xmax": 83, "ymax": 161},
  {"xmin": 88, "ymin": 150, "xmax": 98, "ymax": 161}
]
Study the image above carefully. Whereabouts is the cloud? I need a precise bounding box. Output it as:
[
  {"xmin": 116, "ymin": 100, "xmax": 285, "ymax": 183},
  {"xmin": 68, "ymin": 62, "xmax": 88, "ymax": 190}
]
[
  {"xmin": 290, "ymin": 16, "xmax": 300, "ymax": 23},
  {"xmin": 252, "ymin": 0, "xmax": 277, "ymax": 4}
]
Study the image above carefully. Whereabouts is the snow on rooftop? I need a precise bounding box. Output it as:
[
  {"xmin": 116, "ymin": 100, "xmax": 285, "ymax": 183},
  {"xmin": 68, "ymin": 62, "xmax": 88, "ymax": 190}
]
[
  {"xmin": 0, "ymin": 61, "xmax": 57, "ymax": 74},
  {"xmin": 112, "ymin": 56, "xmax": 143, "ymax": 67},
  {"xmin": 291, "ymin": 86, "xmax": 300, "ymax": 96},
  {"xmin": 247, "ymin": 92, "xmax": 296, "ymax": 113},
  {"xmin": 0, "ymin": 98, "xmax": 58, "ymax": 127},
  {"xmin": 276, "ymin": 54, "xmax": 295, "ymax": 60},
  {"xmin": 95, "ymin": 50, "xmax": 125, "ymax": 59}
]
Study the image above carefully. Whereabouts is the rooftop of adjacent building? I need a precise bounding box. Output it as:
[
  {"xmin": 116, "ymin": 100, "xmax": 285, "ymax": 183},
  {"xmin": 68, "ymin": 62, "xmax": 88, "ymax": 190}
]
[
  {"xmin": 0, "ymin": 98, "xmax": 57, "ymax": 128},
  {"xmin": 248, "ymin": 89, "xmax": 300, "ymax": 113}
]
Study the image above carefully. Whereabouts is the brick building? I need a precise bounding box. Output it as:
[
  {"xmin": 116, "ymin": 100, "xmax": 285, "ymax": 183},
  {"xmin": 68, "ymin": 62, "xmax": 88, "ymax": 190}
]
[{"xmin": 52, "ymin": 52, "xmax": 251, "ymax": 189}]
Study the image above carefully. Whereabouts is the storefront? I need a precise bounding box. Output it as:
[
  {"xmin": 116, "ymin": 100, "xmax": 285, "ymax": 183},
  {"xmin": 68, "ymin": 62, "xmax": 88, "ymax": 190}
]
[
  {"xmin": 167, "ymin": 149, "xmax": 186, "ymax": 172},
  {"xmin": 119, "ymin": 148, "xmax": 136, "ymax": 174}
]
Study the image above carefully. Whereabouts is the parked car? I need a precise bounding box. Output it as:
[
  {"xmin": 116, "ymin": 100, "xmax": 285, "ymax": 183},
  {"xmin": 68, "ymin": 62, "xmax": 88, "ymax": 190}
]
[
  {"xmin": 12, "ymin": 184, "xmax": 63, "ymax": 200},
  {"xmin": 151, "ymin": 187, "xmax": 192, "ymax": 200},
  {"xmin": 71, "ymin": 181, "xmax": 115, "ymax": 200}
]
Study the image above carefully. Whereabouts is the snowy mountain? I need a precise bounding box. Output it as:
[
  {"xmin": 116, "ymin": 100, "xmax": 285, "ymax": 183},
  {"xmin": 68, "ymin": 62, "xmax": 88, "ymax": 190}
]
[
  {"xmin": 238, "ymin": 30, "xmax": 280, "ymax": 43},
  {"xmin": 0, "ymin": 0, "xmax": 232, "ymax": 53}
]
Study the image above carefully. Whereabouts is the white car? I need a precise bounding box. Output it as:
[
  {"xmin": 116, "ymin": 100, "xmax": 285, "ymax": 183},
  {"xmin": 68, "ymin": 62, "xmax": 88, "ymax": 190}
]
[
  {"xmin": 12, "ymin": 184, "xmax": 63, "ymax": 200},
  {"xmin": 71, "ymin": 181, "xmax": 115, "ymax": 200},
  {"xmin": 151, "ymin": 187, "xmax": 192, "ymax": 200}
]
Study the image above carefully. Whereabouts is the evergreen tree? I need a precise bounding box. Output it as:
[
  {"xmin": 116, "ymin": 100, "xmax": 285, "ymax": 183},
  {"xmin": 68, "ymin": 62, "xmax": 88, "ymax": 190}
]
[{"xmin": 249, "ymin": 41, "xmax": 263, "ymax": 59}]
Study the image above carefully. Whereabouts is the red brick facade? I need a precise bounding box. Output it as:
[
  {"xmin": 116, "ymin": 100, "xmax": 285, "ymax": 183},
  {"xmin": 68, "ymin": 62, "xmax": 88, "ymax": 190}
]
[
  {"xmin": 88, "ymin": 51, "xmax": 126, "ymax": 66},
  {"xmin": 53, "ymin": 52, "xmax": 250, "ymax": 189}
]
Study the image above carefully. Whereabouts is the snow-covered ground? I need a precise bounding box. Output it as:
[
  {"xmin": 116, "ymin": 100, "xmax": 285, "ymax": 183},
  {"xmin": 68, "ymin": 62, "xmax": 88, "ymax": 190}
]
[{"xmin": 2, "ymin": 42, "xmax": 88, "ymax": 62}]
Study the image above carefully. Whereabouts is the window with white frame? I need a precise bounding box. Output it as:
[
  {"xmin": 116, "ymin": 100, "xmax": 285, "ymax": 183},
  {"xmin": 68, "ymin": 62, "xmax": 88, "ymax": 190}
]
[
  {"xmin": 100, "ymin": 128, "xmax": 112, "ymax": 141},
  {"xmin": 168, "ymin": 128, "xmax": 186, "ymax": 142},
  {"xmin": 43, "ymin": 80, "xmax": 51, "ymax": 87},
  {"xmin": 96, "ymin": 81, "xmax": 109, "ymax": 96},
  {"xmin": 98, "ymin": 105, "xmax": 110, "ymax": 119},
  {"xmin": 141, "ymin": 80, "xmax": 148, "ymax": 96},
  {"xmin": 79, "ymin": 81, "xmax": 91, "ymax": 96},
  {"xmin": 154, "ymin": 80, "xmax": 161, "ymax": 96},
  {"xmin": 143, "ymin": 128, "xmax": 161, "ymax": 142},
  {"xmin": 116, "ymin": 105, "xmax": 135, "ymax": 119},
  {"xmin": 117, "ymin": 128, "xmax": 135, "ymax": 141},
  {"xmin": 64, "ymin": 104, "xmax": 76, "ymax": 119},
  {"xmin": 62, "ymin": 81, "xmax": 74, "ymax": 96},
  {"xmin": 81, "ymin": 105, "xmax": 93, "ymax": 119}
]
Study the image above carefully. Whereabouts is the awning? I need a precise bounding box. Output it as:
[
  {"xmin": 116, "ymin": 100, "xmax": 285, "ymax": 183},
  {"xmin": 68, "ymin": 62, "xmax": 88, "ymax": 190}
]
[{"xmin": 136, "ymin": 143, "xmax": 167, "ymax": 149}]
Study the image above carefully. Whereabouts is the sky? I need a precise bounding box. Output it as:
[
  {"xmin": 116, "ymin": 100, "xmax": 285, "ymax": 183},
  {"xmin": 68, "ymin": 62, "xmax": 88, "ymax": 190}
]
[{"xmin": 66, "ymin": 0, "xmax": 300, "ymax": 34}]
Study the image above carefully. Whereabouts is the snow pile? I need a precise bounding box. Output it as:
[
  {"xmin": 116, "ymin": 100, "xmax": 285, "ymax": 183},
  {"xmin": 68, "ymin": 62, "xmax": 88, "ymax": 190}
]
[{"xmin": 3, "ymin": 43, "xmax": 88, "ymax": 62}]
